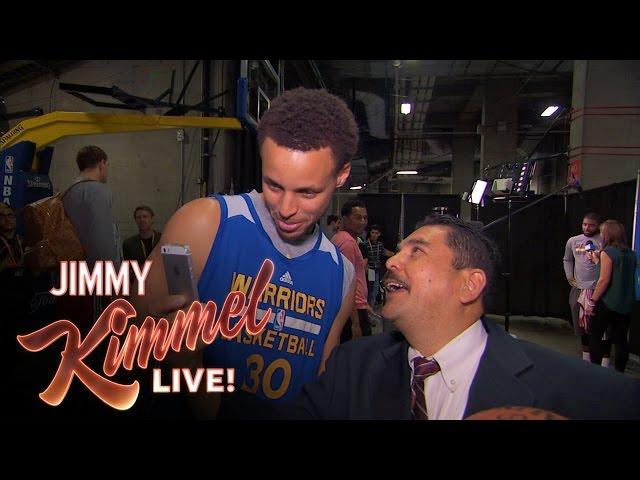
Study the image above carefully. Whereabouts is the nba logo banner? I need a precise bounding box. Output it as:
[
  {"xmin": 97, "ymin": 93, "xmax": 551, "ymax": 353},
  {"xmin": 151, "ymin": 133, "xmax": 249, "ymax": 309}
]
[
  {"xmin": 274, "ymin": 309, "xmax": 286, "ymax": 331},
  {"xmin": 4, "ymin": 155, "xmax": 13, "ymax": 174}
]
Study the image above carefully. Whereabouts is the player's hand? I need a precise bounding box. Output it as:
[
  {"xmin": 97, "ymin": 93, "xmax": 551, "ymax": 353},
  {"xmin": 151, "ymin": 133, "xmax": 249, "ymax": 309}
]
[
  {"xmin": 148, "ymin": 294, "xmax": 204, "ymax": 367},
  {"xmin": 585, "ymin": 299, "xmax": 597, "ymax": 317},
  {"xmin": 568, "ymin": 278, "xmax": 578, "ymax": 288},
  {"xmin": 149, "ymin": 294, "xmax": 188, "ymax": 320},
  {"xmin": 148, "ymin": 295, "xmax": 222, "ymax": 420}
]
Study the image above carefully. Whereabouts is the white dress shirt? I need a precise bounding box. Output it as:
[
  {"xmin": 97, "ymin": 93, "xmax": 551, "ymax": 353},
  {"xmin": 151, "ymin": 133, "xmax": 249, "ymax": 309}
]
[{"xmin": 408, "ymin": 319, "xmax": 488, "ymax": 420}]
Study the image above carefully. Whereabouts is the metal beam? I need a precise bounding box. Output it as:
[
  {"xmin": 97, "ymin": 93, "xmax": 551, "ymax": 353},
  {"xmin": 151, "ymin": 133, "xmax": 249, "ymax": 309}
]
[
  {"xmin": 0, "ymin": 107, "xmax": 43, "ymax": 121},
  {"xmin": 0, "ymin": 111, "xmax": 242, "ymax": 151},
  {"xmin": 309, "ymin": 60, "xmax": 326, "ymax": 89}
]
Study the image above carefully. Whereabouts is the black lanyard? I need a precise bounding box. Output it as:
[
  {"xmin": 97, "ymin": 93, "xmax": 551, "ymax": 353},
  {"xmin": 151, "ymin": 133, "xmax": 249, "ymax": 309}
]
[{"xmin": 139, "ymin": 232, "xmax": 155, "ymax": 259}]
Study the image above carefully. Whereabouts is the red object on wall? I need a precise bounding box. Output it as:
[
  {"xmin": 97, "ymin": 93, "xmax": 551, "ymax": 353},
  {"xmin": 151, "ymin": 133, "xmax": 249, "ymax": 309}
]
[{"xmin": 568, "ymin": 158, "xmax": 581, "ymax": 184}]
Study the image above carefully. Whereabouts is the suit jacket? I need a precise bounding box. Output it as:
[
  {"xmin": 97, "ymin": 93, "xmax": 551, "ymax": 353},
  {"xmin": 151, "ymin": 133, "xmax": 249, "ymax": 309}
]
[
  {"xmin": 122, "ymin": 230, "xmax": 161, "ymax": 265},
  {"xmin": 279, "ymin": 318, "xmax": 640, "ymax": 420}
]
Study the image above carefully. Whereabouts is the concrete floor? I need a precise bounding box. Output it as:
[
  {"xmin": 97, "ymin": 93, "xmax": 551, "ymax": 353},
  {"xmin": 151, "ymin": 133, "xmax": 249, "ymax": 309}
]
[
  {"xmin": 487, "ymin": 314, "xmax": 640, "ymax": 380},
  {"xmin": 370, "ymin": 310, "xmax": 640, "ymax": 380}
]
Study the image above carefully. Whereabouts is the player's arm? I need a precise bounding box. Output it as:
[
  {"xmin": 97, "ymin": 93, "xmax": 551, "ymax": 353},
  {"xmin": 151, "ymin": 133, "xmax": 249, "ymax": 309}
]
[
  {"xmin": 130, "ymin": 197, "xmax": 222, "ymax": 419},
  {"xmin": 318, "ymin": 280, "xmax": 355, "ymax": 375},
  {"xmin": 133, "ymin": 197, "xmax": 220, "ymax": 320},
  {"xmin": 563, "ymin": 238, "xmax": 577, "ymax": 287}
]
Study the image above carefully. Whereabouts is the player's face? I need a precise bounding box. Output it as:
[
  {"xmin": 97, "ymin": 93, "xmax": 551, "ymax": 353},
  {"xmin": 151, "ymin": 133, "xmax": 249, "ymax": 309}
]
[
  {"xmin": 261, "ymin": 137, "xmax": 350, "ymax": 242},
  {"xmin": 582, "ymin": 218, "xmax": 599, "ymax": 237}
]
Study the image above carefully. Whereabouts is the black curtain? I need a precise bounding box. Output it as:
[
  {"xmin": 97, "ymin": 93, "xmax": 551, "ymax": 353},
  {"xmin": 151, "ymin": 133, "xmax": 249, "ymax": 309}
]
[
  {"xmin": 357, "ymin": 193, "xmax": 462, "ymax": 250},
  {"xmin": 479, "ymin": 193, "xmax": 567, "ymax": 318},
  {"xmin": 478, "ymin": 179, "xmax": 639, "ymax": 354},
  {"xmin": 403, "ymin": 194, "xmax": 462, "ymax": 238},
  {"xmin": 479, "ymin": 180, "xmax": 637, "ymax": 317}
]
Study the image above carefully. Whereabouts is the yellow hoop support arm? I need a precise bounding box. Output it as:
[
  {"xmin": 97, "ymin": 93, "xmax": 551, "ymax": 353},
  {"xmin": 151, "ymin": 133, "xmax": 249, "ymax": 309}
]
[{"xmin": 0, "ymin": 111, "xmax": 243, "ymax": 150}]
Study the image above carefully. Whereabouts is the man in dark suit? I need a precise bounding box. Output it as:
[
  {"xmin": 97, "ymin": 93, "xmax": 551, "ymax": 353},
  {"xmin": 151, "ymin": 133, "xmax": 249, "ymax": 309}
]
[
  {"xmin": 122, "ymin": 205, "xmax": 161, "ymax": 265},
  {"xmin": 277, "ymin": 214, "xmax": 640, "ymax": 420}
]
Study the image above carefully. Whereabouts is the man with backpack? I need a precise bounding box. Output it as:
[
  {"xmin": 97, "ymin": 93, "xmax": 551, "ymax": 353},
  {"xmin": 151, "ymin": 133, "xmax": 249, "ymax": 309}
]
[
  {"xmin": 58, "ymin": 145, "xmax": 121, "ymax": 331},
  {"xmin": 63, "ymin": 145, "xmax": 121, "ymax": 270}
]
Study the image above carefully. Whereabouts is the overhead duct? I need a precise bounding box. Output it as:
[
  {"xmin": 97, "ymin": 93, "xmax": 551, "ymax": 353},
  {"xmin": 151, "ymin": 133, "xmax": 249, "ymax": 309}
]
[{"xmin": 355, "ymin": 90, "xmax": 389, "ymax": 140}]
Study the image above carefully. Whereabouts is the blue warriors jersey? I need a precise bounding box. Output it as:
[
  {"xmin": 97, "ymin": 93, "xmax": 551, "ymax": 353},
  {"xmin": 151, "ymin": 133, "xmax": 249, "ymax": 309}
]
[{"xmin": 200, "ymin": 194, "xmax": 345, "ymax": 403}]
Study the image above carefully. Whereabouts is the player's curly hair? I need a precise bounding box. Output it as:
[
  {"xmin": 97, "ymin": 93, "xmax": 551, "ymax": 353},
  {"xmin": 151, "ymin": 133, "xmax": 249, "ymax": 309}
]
[{"xmin": 257, "ymin": 87, "xmax": 359, "ymax": 170}]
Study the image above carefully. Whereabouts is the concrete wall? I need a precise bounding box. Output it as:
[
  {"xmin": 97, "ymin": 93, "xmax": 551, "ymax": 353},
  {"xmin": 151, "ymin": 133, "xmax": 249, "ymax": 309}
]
[
  {"xmin": 480, "ymin": 79, "xmax": 518, "ymax": 174},
  {"xmin": 451, "ymin": 131, "xmax": 476, "ymax": 220},
  {"xmin": 571, "ymin": 60, "xmax": 640, "ymax": 190},
  {"xmin": 3, "ymin": 60, "xmax": 233, "ymax": 243}
]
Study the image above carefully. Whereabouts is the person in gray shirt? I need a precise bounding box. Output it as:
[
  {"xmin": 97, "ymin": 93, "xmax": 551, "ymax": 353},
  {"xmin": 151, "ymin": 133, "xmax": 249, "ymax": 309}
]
[
  {"xmin": 62, "ymin": 145, "xmax": 121, "ymax": 323},
  {"xmin": 563, "ymin": 212, "xmax": 607, "ymax": 364},
  {"xmin": 63, "ymin": 146, "xmax": 121, "ymax": 269}
]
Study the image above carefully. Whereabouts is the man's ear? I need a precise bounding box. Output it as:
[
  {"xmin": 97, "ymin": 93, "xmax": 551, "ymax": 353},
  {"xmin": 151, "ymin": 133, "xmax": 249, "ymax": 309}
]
[
  {"xmin": 336, "ymin": 162, "xmax": 351, "ymax": 188},
  {"xmin": 459, "ymin": 269, "xmax": 487, "ymax": 304}
]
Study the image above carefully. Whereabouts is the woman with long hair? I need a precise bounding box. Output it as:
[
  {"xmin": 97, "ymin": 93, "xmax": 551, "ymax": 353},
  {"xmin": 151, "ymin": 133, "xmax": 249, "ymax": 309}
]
[{"xmin": 586, "ymin": 220, "xmax": 637, "ymax": 372}]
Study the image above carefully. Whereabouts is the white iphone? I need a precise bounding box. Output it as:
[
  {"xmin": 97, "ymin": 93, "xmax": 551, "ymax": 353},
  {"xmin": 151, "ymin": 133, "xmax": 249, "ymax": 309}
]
[{"xmin": 161, "ymin": 244, "xmax": 199, "ymax": 303}]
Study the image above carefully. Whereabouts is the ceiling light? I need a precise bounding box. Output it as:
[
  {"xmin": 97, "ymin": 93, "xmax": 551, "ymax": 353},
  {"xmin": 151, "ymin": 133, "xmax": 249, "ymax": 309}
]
[
  {"xmin": 350, "ymin": 185, "xmax": 363, "ymax": 190},
  {"xmin": 541, "ymin": 106, "xmax": 559, "ymax": 117},
  {"xmin": 396, "ymin": 170, "xmax": 418, "ymax": 175},
  {"xmin": 401, "ymin": 103, "xmax": 411, "ymax": 115}
]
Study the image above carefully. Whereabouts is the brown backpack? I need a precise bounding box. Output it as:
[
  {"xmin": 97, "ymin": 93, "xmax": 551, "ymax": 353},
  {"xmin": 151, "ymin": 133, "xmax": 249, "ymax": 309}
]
[{"xmin": 22, "ymin": 180, "xmax": 94, "ymax": 272}]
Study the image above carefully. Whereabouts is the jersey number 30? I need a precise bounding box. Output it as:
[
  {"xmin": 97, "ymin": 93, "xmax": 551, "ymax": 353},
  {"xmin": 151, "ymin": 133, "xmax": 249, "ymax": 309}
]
[{"xmin": 241, "ymin": 354, "xmax": 292, "ymax": 400}]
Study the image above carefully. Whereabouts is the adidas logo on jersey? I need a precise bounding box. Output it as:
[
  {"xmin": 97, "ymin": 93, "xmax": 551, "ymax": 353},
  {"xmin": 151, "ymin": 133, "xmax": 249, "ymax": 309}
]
[{"xmin": 279, "ymin": 271, "xmax": 293, "ymax": 286}]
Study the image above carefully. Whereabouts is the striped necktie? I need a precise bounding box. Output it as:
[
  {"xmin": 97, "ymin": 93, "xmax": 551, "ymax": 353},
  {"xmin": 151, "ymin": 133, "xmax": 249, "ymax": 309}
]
[{"xmin": 411, "ymin": 357, "xmax": 441, "ymax": 420}]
